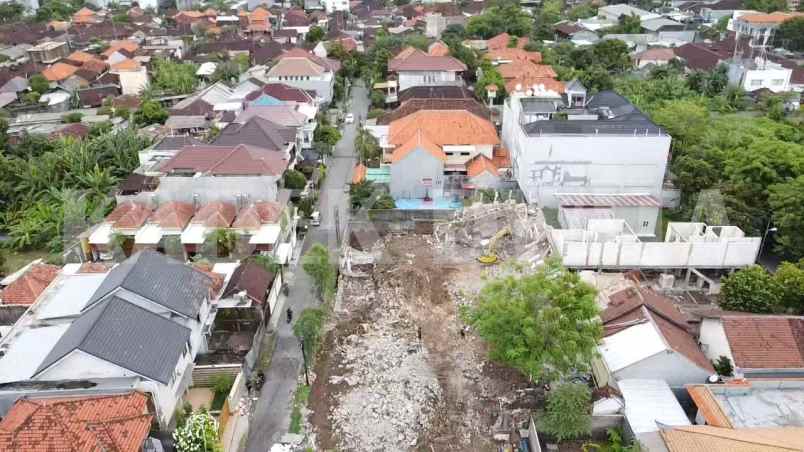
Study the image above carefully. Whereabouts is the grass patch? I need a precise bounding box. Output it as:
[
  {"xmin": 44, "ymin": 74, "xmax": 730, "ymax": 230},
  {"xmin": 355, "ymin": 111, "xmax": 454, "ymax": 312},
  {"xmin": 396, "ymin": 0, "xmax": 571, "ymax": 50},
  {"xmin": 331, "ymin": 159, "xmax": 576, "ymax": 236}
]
[
  {"xmin": 288, "ymin": 384, "xmax": 311, "ymax": 434},
  {"xmin": 2, "ymin": 249, "xmax": 56, "ymax": 275}
]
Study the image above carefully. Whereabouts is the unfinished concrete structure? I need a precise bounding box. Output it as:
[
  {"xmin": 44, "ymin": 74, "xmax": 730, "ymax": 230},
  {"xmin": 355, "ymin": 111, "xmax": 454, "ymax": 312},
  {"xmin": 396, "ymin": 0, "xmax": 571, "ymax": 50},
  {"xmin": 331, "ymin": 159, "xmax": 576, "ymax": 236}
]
[{"xmin": 548, "ymin": 221, "xmax": 761, "ymax": 270}]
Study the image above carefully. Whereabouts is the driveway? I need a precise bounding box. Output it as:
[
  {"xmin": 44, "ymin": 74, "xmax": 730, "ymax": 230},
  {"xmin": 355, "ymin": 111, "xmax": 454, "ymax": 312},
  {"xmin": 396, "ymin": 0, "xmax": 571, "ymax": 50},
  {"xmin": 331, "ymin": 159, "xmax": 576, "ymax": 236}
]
[{"xmin": 244, "ymin": 83, "xmax": 368, "ymax": 451}]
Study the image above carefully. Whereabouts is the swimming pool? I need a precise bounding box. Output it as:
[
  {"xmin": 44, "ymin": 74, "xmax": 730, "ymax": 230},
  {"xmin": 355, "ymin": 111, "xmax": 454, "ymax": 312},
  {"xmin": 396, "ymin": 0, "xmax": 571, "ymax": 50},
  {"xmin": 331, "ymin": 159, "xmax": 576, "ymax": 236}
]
[{"xmin": 394, "ymin": 197, "xmax": 463, "ymax": 210}]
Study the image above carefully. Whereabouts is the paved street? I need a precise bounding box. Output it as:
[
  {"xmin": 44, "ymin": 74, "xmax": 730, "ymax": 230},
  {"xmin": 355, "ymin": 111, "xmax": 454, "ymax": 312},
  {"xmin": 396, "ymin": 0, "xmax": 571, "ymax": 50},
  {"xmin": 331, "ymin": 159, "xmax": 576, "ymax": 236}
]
[{"xmin": 245, "ymin": 84, "xmax": 368, "ymax": 451}]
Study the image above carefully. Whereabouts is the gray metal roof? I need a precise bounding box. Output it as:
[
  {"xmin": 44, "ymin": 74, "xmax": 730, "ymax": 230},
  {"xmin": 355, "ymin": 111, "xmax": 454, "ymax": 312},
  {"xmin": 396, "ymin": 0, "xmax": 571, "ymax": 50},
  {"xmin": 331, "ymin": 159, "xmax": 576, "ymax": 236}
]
[
  {"xmin": 521, "ymin": 98, "xmax": 559, "ymax": 114},
  {"xmin": 34, "ymin": 296, "xmax": 191, "ymax": 384},
  {"xmin": 213, "ymin": 116, "xmax": 294, "ymax": 151},
  {"xmin": 523, "ymin": 90, "xmax": 665, "ymax": 136},
  {"xmin": 86, "ymin": 250, "xmax": 212, "ymax": 318}
]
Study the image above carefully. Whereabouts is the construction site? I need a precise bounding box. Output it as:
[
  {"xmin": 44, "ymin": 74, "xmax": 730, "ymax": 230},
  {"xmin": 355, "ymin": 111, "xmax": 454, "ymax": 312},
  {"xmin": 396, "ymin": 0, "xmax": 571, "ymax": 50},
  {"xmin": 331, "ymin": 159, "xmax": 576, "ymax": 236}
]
[
  {"xmin": 306, "ymin": 202, "xmax": 552, "ymax": 451},
  {"xmin": 304, "ymin": 200, "xmax": 762, "ymax": 450}
]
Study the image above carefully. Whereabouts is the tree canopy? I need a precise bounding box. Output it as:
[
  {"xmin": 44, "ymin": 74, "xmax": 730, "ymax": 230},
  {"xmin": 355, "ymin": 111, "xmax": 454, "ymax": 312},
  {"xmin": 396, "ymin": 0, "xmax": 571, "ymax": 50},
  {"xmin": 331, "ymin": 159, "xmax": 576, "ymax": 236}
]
[
  {"xmin": 720, "ymin": 265, "xmax": 781, "ymax": 313},
  {"xmin": 463, "ymin": 260, "xmax": 602, "ymax": 382},
  {"xmin": 302, "ymin": 243, "xmax": 337, "ymax": 301},
  {"xmin": 465, "ymin": 0, "xmax": 533, "ymax": 39},
  {"xmin": 150, "ymin": 58, "xmax": 198, "ymax": 95},
  {"xmin": 774, "ymin": 17, "xmax": 804, "ymax": 52},
  {"xmin": 540, "ymin": 383, "xmax": 592, "ymax": 442}
]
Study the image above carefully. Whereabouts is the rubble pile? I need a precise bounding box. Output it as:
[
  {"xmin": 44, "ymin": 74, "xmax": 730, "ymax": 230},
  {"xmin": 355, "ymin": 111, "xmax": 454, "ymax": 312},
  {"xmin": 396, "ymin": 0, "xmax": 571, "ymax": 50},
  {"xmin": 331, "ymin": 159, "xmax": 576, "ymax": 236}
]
[{"xmin": 329, "ymin": 270, "xmax": 442, "ymax": 451}]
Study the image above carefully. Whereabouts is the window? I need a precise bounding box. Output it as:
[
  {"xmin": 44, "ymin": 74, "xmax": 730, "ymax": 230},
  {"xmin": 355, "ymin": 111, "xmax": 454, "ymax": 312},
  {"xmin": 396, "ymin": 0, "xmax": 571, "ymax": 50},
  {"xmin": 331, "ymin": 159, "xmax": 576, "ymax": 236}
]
[
  {"xmin": 750, "ymin": 79, "xmax": 762, "ymax": 86},
  {"xmin": 460, "ymin": 152, "xmax": 470, "ymax": 156},
  {"xmin": 772, "ymin": 79, "xmax": 784, "ymax": 86},
  {"xmin": 642, "ymin": 220, "xmax": 650, "ymax": 230}
]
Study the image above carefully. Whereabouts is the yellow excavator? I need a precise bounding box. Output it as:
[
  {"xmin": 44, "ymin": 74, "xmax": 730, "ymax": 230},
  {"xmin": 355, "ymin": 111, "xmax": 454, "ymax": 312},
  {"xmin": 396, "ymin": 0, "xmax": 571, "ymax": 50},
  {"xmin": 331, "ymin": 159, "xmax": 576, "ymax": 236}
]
[{"xmin": 477, "ymin": 226, "xmax": 511, "ymax": 264}]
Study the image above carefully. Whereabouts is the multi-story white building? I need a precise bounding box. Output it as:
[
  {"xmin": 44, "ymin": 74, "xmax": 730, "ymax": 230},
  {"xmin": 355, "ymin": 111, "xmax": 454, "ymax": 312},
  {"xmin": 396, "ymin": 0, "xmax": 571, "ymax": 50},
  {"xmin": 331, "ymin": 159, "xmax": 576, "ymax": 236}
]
[
  {"xmin": 727, "ymin": 57, "xmax": 793, "ymax": 93},
  {"xmin": 502, "ymin": 89, "xmax": 671, "ymax": 236},
  {"xmin": 321, "ymin": 0, "xmax": 348, "ymax": 13}
]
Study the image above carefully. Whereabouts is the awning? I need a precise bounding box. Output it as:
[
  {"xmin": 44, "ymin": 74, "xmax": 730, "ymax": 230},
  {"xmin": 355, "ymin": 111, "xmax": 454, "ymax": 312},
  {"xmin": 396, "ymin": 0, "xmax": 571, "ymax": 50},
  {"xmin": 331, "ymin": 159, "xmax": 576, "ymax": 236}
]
[
  {"xmin": 88, "ymin": 222, "xmax": 114, "ymax": 245},
  {"xmin": 181, "ymin": 223, "xmax": 208, "ymax": 244},
  {"xmin": 134, "ymin": 223, "xmax": 163, "ymax": 244},
  {"xmin": 249, "ymin": 224, "xmax": 282, "ymax": 245},
  {"xmin": 276, "ymin": 243, "xmax": 292, "ymax": 264}
]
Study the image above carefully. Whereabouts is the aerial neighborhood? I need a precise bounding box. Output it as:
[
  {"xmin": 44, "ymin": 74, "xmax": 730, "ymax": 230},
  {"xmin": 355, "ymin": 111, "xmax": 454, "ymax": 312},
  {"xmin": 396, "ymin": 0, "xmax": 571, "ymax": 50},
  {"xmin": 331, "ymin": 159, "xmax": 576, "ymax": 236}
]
[{"xmin": 0, "ymin": 0, "xmax": 802, "ymax": 449}]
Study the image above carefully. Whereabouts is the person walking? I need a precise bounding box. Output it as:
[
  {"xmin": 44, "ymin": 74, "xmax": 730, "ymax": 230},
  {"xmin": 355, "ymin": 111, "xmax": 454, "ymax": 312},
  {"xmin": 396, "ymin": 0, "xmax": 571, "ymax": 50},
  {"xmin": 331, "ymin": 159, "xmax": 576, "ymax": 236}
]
[{"xmin": 286, "ymin": 307, "xmax": 293, "ymax": 324}]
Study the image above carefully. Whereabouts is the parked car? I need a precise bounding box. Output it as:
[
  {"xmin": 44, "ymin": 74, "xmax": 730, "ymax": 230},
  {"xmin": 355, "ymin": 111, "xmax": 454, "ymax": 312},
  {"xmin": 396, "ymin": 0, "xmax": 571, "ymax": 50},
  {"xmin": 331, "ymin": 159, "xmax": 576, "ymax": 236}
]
[
  {"xmin": 344, "ymin": 113, "xmax": 354, "ymax": 124},
  {"xmin": 310, "ymin": 210, "xmax": 320, "ymax": 226}
]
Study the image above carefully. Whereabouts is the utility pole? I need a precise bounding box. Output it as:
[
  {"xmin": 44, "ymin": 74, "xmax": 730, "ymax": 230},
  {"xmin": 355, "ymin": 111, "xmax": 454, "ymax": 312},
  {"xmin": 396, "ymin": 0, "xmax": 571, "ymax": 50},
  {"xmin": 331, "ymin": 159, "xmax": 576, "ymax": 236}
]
[{"xmin": 334, "ymin": 206, "xmax": 341, "ymax": 246}]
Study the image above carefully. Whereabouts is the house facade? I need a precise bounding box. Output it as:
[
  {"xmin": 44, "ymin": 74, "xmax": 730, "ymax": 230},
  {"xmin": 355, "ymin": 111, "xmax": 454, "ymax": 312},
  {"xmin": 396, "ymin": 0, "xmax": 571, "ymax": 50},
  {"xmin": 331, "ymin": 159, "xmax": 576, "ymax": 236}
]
[{"xmin": 388, "ymin": 47, "xmax": 467, "ymax": 92}]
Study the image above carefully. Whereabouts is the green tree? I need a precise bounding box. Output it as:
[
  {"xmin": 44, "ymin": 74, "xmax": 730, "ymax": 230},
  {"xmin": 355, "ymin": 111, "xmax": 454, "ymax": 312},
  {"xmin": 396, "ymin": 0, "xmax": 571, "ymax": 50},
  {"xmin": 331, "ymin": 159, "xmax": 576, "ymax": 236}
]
[
  {"xmin": 314, "ymin": 124, "xmax": 342, "ymax": 148},
  {"xmin": 63, "ymin": 112, "xmax": 83, "ymax": 123},
  {"xmin": 302, "ymin": 243, "xmax": 337, "ymax": 301},
  {"xmin": 172, "ymin": 411, "xmax": 222, "ymax": 452},
  {"xmin": 720, "ymin": 265, "xmax": 781, "ymax": 313},
  {"xmin": 743, "ymin": 0, "xmax": 787, "ymax": 12},
  {"xmin": 134, "ymin": 100, "xmax": 168, "ymax": 125},
  {"xmin": 355, "ymin": 128, "xmax": 382, "ymax": 165},
  {"xmin": 306, "ymin": 25, "xmax": 325, "ymax": 44},
  {"xmin": 151, "ymin": 57, "xmax": 198, "ymax": 94},
  {"xmin": 775, "ymin": 260, "xmax": 804, "ymax": 313},
  {"xmin": 540, "ymin": 383, "xmax": 592, "ymax": 442},
  {"xmin": 373, "ymin": 193, "xmax": 395, "ymax": 209},
  {"xmin": 248, "ymin": 254, "xmax": 282, "ymax": 274},
  {"xmin": 210, "ymin": 61, "xmax": 240, "ymax": 84},
  {"xmin": 466, "ymin": 0, "xmax": 534, "ymax": 38},
  {"xmin": 283, "ymin": 169, "xmax": 307, "ymax": 189},
  {"xmin": 463, "ymin": 260, "xmax": 601, "ymax": 381},
  {"xmin": 476, "ymin": 60, "xmax": 506, "ymax": 103},
  {"xmin": 0, "ymin": 2, "xmax": 25, "ymax": 23},
  {"xmin": 605, "ymin": 13, "xmax": 642, "ymax": 34},
  {"xmin": 774, "ymin": 17, "xmax": 804, "ymax": 51},
  {"xmin": 567, "ymin": 2, "xmax": 597, "ymax": 20},
  {"xmin": 712, "ymin": 355, "xmax": 734, "ymax": 376},
  {"xmin": 293, "ymin": 307, "xmax": 326, "ymax": 356},
  {"xmin": 770, "ymin": 176, "xmax": 804, "ymax": 260},
  {"xmin": 29, "ymin": 74, "xmax": 49, "ymax": 94},
  {"xmin": 205, "ymin": 228, "xmax": 238, "ymax": 257}
]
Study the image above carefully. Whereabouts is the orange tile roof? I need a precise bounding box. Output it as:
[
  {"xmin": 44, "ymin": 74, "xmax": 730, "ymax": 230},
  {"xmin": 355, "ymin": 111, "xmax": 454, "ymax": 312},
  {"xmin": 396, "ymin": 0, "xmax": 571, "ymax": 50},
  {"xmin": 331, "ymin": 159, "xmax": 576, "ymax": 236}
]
[
  {"xmin": 390, "ymin": 130, "xmax": 446, "ymax": 163},
  {"xmin": 66, "ymin": 51, "xmax": 98, "ymax": 64},
  {"xmin": 428, "ymin": 41, "xmax": 450, "ymax": 57},
  {"xmin": 105, "ymin": 202, "xmax": 152, "ymax": 230},
  {"xmin": 466, "ymin": 154, "xmax": 499, "ymax": 177},
  {"xmin": 498, "ymin": 61, "xmax": 556, "ymax": 80},
  {"xmin": 389, "ymin": 110, "xmax": 499, "ymax": 147},
  {"xmin": 687, "ymin": 385, "xmax": 733, "ymax": 428},
  {"xmin": 111, "ymin": 58, "xmax": 142, "ymax": 71},
  {"xmin": 81, "ymin": 58, "xmax": 108, "ymax": 73},
  {"xmin": 0, "ymin": 392, "xmax": 152, "ymax": 452},
  {"xmin": 193, "ymin": 202, "xmax": 236, "ymax": 228},
  {"xmin": 485, "ymin": 47, "xmax": 542, "ymax": 63},
  {"xmin": 73, "ymin": 7, "xmax": 95, "ymax": 17},
  {"xmin": 661, "ymin": 426, "xmax": 804, "ymax": 452},
  {"xmin": 103, "ymin": 40, "xmax": 139, "ymax": 58},
  {"xmin": 250, "ymin": 6, "xmax": 272, "ymax": 19},
  {"xmin": 722, "ymin": 316, "xmax": 804, "ymax": 369},
  {"xmin": 233, "ymin": 202, "xmax": 283, "ymax": 229},
  {"xmin": 738, "ymin": 12, "xmax": 804, "ymax": 24},
  {"xmin": 41, "ymin": 62, "xmax": 78, "ymax": 82},
  {"xmin": 0, "ymin": 264, "xmax": 60, "ymax": 306},
  {"xmin": 152, "ymin": 201, "xmax": 194, "ymax": 230},
  {"xmin": 352, "ymin": 163, "xmax": 367, "ymax": 184},
  {"xmin": 492, "ymin": 147, "xmax": 510, "ymax": 169},
  {"xmin": 506, "ymin": 76, "xmax": 565, "ymax": 95},
  {"xmin": 77, "ymin": 262, "xmax": 113, "ymax": 273}
]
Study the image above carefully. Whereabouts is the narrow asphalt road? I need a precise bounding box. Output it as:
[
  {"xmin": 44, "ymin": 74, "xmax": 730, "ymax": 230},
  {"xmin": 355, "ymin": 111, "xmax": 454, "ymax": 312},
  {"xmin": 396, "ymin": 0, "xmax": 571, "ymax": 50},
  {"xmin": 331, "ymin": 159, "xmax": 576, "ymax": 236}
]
[{"xmin": 245, "ymin": 84, "xmax": 368, "ymax": 452}]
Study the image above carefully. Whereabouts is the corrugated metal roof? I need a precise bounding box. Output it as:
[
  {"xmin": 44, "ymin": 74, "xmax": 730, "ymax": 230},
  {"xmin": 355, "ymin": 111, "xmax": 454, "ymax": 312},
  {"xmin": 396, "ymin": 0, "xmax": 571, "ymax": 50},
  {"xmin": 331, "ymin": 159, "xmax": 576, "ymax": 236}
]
[
  {"xmin": 619, "ymin": 379, "xmax": 691, "ymax": 434},
  {"xmin": 556, "ymin": 193, "xmax": 661, "ymax": 208}
]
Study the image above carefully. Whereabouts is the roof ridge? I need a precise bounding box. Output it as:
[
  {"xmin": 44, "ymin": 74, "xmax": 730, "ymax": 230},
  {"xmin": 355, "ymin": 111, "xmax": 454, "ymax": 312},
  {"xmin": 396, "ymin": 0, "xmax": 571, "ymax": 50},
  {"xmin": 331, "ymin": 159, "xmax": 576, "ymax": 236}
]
[{"xmin": 672, "ymin": 425, "xmax": 803, "ymax": 449}]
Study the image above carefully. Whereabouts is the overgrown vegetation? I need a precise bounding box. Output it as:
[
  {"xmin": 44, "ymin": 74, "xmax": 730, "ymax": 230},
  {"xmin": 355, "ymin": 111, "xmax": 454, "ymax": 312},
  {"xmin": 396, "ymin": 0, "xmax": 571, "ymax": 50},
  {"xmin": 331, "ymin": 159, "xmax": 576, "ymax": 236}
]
[
  {"xmin": 463, "ymin": 259, "xmax": 602, "ymax": 382},
  {"xmin": 289, "ymin": 384, "xmax": 311, "ymax": 434},
  {"xmin": 720, "ymin": 262, "xmax": 804, "ymax": 314},
  {"xmin": 540, "ymin": 383, "xmax": 592, "ymax": 442},
  {"xmin": 0, "ymin": 130, "xmax": 151, "ymax": 252},
  {"xmin": 301, "ymin": 243, "xmax": 337, "ymax": 302},
  {"xmin": 150, "ymin": 57, "xmax": 199, "ymax": 95}
]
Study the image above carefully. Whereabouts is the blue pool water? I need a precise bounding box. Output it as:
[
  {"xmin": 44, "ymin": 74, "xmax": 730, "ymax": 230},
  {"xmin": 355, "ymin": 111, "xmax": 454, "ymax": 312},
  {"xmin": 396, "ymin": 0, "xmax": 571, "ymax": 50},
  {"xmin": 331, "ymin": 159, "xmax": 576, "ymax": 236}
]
[{"xmin": 395, "ymin": 197, "xmax": 463, "ymax": 210}]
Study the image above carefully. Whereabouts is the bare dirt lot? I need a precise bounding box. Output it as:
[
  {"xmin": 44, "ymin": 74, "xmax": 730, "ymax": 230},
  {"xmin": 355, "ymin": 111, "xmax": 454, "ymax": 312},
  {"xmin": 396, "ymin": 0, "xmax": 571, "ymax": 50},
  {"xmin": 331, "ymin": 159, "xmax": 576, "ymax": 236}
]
[{"xmin": 308, "ymin": 234, "xmax": 542, "ymax": 452}]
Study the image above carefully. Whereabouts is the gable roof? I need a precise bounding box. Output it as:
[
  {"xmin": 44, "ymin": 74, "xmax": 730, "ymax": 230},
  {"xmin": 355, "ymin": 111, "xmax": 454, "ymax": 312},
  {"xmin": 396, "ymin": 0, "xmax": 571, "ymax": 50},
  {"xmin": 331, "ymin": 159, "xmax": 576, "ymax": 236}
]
[
  {"xmin": 232, "ymin": 201, "xmax": 283, "ymax": 229},
  {"xmin": 105, "ymin": 202, "xmax": 151, "ymax": 230},
  {"xmin": 661, "ymin": 425, "xmax": 804, "ymax": 452},
  {"xmin": 390, "ymin": 130, "xmax": 446, "ymax": 163},
  {"xmin": 274, "ymin": 48, "xmax": 341, "ymax": 72},
  {"xmin": 245, "ymin": 83, "xmax": 315, "ymax": 103},
  {"xmin": 636, "ymin": 47, "xmax": 677, "ymax": 61},
  {"xmin": 86, "ymin": 250, "xmax": 214, "ymax": 318},
  {"xmin": 0, "ymin": 392, "xmax": 152, "ymax": 452},
  {"xmin": 221, "ymin": 260, "xmax": 274, "ymax": 304},
  {"xmin": 267, "ymin": 57, "xmax": 325, "ymax": 77},
  {"xmin": 602, "ymin": 287, "xmax": 714, "ymax": 373},
  {"xmin": 41, "ymin": 62, "xmax": 78, "ymax": 82},
  {"xmin": 378, "ymin": 98, "xmax": 491, "ymax": 125},
  {"xmin": 35, "ymin": 296, "xmax": 192, "ymax": 384},
  {"xmin": 160, "ymin": 144, "xmax": 288, "ymax": 176},
  {"xmin": 388, "ymin": 47, "xmax": 466, "ymax": 72},
  {"xmin": 428, "ymin": 40, "xmax": 450, "ymax": 57},
  {"xmin": 193, "ymin": 201, "xmax": 237, "ymax": 228},
  {"xmin": 151, "ymin": 201, "xmax": 194, "ymax": 230},
  {"xmin": 235, "ymin": 105, "xmax": 307, "ymax": 127},
  {"xmin": 389, "ymin": 110, "xmax": 499, "ymax": 147},
  {"xmin": 466, "ymin": 154, "xmax": 499, "ymax": 177},
  {"xmin": 721, "ymin": 316, "xmax": 804, "ymax": 369},
  {"xmin": 0, "ymin": 264, "xmax": 61, "ymax": 306},
  {"xmin": 485, "ymin": 47, "xmax": 542, "ymax": 63},
  {"xmin": 213, "ymin": 117, "xmax": 295, "ymax": 151}
]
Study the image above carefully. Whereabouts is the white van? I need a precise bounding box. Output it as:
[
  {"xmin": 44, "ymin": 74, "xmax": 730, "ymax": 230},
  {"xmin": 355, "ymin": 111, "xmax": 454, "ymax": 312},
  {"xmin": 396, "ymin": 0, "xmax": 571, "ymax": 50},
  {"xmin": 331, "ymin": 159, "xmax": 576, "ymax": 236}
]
[{"xmin": 310, "ymin": 211, "xmax": 320, "ymax": 226}]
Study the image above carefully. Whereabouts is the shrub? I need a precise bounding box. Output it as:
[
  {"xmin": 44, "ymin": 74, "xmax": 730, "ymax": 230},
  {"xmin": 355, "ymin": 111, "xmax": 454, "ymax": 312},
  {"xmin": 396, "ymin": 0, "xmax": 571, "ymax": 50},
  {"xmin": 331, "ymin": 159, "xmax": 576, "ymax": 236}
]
[
  {"xmin": 63, "ymin": 112, "xmax": 83, "ymax": 123},
  {"xmin": 283, "ymin": 169, "xmax": 307, "ymax": 189},
  {"xmin": 720, "ymin": 265, "xmax": 781, "ymax": 313},
  {"xmin": 540, "ymin": 383, "xmax": 592, "ymax": 442},
  {"xmin": 713, "ymin": 355, "xmax": 733, "ymax": 377}
]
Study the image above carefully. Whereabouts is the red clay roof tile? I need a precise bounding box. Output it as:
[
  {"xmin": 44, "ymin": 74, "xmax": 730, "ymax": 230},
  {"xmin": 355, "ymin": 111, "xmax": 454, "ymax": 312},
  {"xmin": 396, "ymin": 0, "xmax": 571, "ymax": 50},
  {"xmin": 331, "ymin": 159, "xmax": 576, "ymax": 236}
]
[{"xmin": 0, "ymin": 264, "xmax": 60, "ymax": 306}]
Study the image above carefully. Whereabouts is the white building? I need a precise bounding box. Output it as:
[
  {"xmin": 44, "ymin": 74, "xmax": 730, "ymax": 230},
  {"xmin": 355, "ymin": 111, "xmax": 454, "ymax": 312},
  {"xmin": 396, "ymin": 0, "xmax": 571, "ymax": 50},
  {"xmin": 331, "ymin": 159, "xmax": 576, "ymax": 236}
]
[
  {"xmin": 502, "ymin": 90, "xmax": 671, "ymax": 232},
  {"xmin": 321, "ymin": 0, "xmax": 348, "ymax": 13},
  {"xmin": 727, "ymin": 57, "xmax": 792, "ymax": 93},
  {"xmin": 388, "ymin": 47, "xmax": 467, "ymax": 92},
  {"xmin": 0, "ymin": 251, "xmax": 219, "ymax": 428}
]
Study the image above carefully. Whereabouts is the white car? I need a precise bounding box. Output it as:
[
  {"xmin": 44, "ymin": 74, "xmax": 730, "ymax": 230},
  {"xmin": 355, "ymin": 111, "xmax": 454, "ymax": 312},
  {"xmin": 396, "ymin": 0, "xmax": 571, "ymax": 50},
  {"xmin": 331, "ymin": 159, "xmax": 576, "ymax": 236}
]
[{"xmin": 344, "ymin": 113, "xmax": 354, "ymax": 124}]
